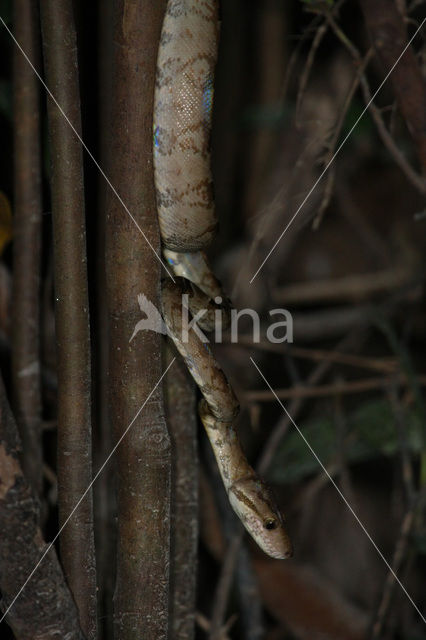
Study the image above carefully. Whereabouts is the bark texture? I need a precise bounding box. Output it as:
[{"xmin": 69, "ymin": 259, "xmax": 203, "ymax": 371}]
[
  {"xmin": 11, "ymin": 0, "xmax": 43, "ymax": 496},
  {"xmin": 166, "ymin": 351, "xmax": 198, "ymax": 640},
  {"xmin": 40, "ymin": 1, "xmax": 97, "ymax": 637},
  {"xmin": 105, "ymin": 1, "xmax": 171, "ymax": 638},
  {"xmin": 0, "ymin": 374, "xmax": 84, "ymax": 640}
]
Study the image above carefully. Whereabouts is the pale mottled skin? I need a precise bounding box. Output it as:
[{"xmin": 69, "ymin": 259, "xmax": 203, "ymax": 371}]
[
  {"xmin": 154, "ymin": 0, "xmax": 293, "ymax": 559},
  {"xmin": 199, "ymin": 401, "xmax": 293, "ymax": 560},
  {"xmin": 161, "ymin": 279, "xmax": 239, "ymax": 423},
  {"xmin": 161, "ymin": 280, "xmax": 293, "ymax": 560},
  {"xmin": 153, "ymin": 0, "xmax": 219, "ymax": 251},
  {"xmin": 163, "ymin": 249, "xmax": 223, "ymax": 299}
]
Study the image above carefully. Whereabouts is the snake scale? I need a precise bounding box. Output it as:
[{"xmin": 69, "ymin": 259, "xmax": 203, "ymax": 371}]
[{"xmin": 153, "ymin": 0, "xmax": 292, "ymax": 560}]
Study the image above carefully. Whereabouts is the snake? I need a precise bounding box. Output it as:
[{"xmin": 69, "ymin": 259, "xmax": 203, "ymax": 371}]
[{"xmin": 153, "ymin": 0, "xmax": 293, "ymax": 560}]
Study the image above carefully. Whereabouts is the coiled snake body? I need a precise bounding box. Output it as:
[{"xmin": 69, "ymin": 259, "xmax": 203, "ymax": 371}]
[{"xmin": 154, "ymin": 0, "xmax": 292, "ymax": 560}]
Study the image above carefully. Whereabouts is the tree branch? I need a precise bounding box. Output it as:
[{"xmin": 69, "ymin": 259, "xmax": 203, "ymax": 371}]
[
  {"xmin": 359, "ymin": 0, "xmax": 426, "ymax": 174},
  {"xmin": 105, "ymin": 1, "xmax": 171, "ymax": 637},
  {"xmin": 326, "ymin": 12, "xmax": 426, "ymax": 194},
  {"xmin": 94, "ymin": 1, "xmax": 115, "ymax": 637},
  {"xmin": 166, "ymin": 352, "xmax": 198, "ymax": 639},
  {"xmin": 0, "ymin": 374, "xmax": 84, "ymax": 640},
  {"xmin": 243, "ymin": 373, "xmax": 426, "ymax": 403},
  {"xmin": 39, "ymin": 1, "xmax": 97, "ymax": 637}
]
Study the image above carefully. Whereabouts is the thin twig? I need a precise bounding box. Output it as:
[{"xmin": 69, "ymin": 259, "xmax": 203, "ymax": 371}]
[
  {"xmin": 271, "ymin": 262, "xmax": 415, "ymax": 304},
  {"xmin": 370, "ymin": 507, "xmax": 416, "ymax": 638},
  {"xmin": 295, "ymin": 0, "xmax": 346, "ymax": 124},
  {"xmin": 243, "ymin": 373, "xmax": 426, "ymax": 403},
  {"xmin": 231, "ymin": 337, "xmax": 397, "ymax": 374},
  {"xmin": 388, "ymin": 383, "xmax": 416, "ymax": 504},
  {"xmin": 295, "ymin": 21, "xmax": 329, "ymax": 125},
  {"xmin": 278, "ymin": 11, "xmax": 323, "ymax": 106},
  {"xmin": 359, "ymin": 0, "xmax": 426, "ymax": 174},
  {"xmin": 326, "ymin": 14, "xmax": 426, "ymax": 193},
  {"xmin": 257, "ymin": 329, "xmax": 370, "ymax": 475},
  {"xmin": 196, "ymin": 612, "xmax": 235, "ymax": 640},
  {"xmin": 236, "ymin": 544, "xmax": 265, "ymax": 640},
  {"xmin": 209, "ymin": 531, "xmax": 245, "ymax": 640},
  {"xmin": 313, "ymin": 49, "xmax": 373, "ymax": 228}
]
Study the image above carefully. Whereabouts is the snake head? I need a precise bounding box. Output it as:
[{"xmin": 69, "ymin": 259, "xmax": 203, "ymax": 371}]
[{"xmin": 228, "ymin": 476, "xmax": 293, "ymax": 560}]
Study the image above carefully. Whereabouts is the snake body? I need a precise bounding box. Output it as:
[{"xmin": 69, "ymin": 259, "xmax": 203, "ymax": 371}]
[
  {"xmin": 153, "ymin": 0, "xmax": 218, "ymax": 252},
  {"xmin": 154, "ymin": 0, "xmax": 292, "ymax": 559}
]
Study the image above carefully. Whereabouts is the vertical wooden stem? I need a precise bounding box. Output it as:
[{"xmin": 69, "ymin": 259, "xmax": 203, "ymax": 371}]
[
  {"xmin": 39, "ymin": 1, "xmax": 97, "ymax": 637},
  {"xmin": 11, "ymin": 0, "xmax": 43, "ymax": 496},
  {"xmin": 95, "ymin": 1, "xmax": 115, "ymax": 637},
  {"xmin": 166, "ymin": 352, "xmax": 198, "ymax": 639},
  {"xmin": 105, "ymin": 1, "xmax": 171, "ymax": 638}
]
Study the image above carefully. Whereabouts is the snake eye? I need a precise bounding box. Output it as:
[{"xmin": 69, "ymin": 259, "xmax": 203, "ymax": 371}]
[{"xmin": 264, "ymin": 519, "xmax": 277, "ymax": 530}]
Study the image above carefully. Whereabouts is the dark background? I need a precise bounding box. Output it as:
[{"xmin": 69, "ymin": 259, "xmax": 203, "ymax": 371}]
[{"xmin": 0, "ymin": 0, "xmax": 425, "ymax": 638}]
